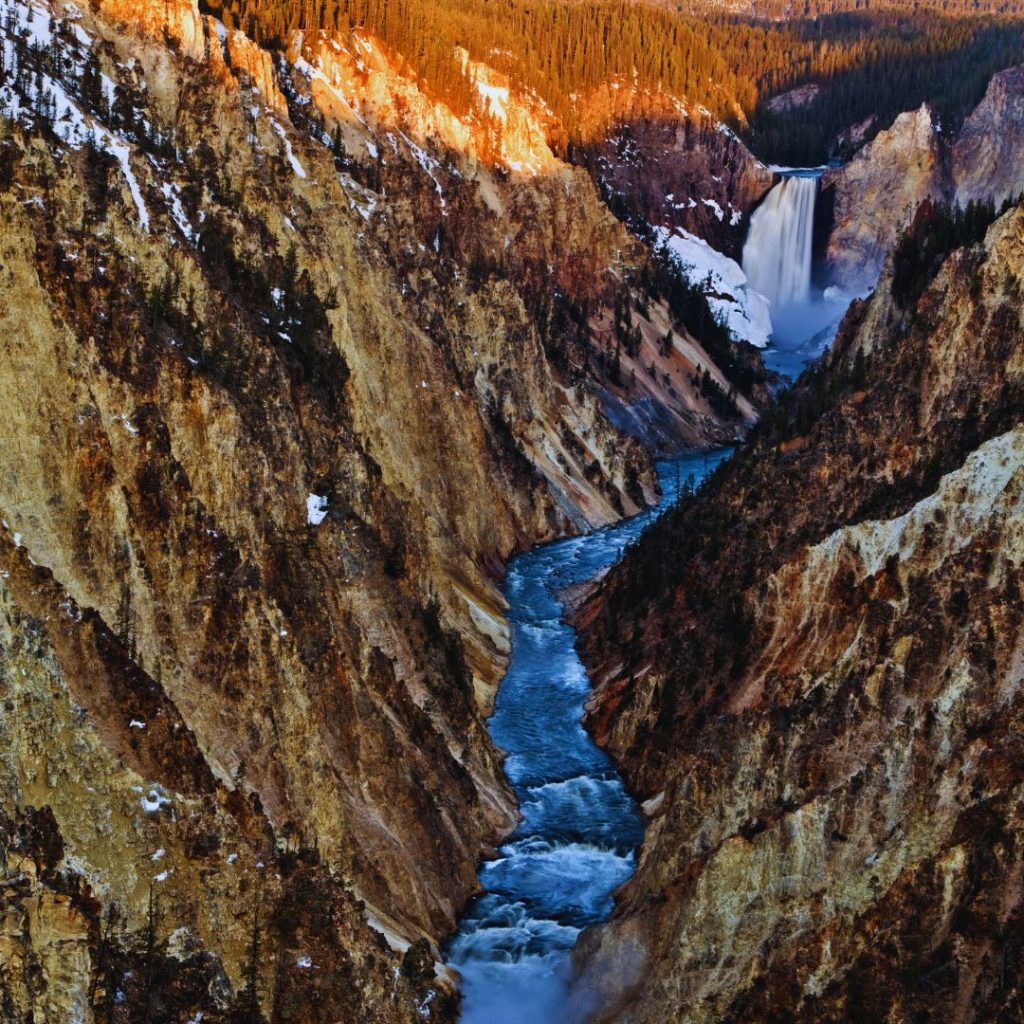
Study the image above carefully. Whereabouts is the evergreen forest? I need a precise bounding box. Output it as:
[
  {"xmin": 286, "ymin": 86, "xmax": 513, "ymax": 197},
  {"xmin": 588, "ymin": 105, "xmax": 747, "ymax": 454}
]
[{"xmin": 198, "ymin": 0, "xmax": 1024, "ymax": 164}]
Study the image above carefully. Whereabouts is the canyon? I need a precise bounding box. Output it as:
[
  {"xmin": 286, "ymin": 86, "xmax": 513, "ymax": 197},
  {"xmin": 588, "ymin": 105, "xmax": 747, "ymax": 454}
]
[
  {"xmin": 0, "ymin": 0, "xmax": 773, "ymax": 1019},
  {"xmin": 2, "ymin": 0, "xmax": 1024, "ymax": 1021}
]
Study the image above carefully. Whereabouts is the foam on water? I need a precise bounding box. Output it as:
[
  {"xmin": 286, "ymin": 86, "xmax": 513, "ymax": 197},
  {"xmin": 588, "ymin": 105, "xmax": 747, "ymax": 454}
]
[{"xmin": 448, "ymin": 448, "xmax": 733, "ymax": 1023}]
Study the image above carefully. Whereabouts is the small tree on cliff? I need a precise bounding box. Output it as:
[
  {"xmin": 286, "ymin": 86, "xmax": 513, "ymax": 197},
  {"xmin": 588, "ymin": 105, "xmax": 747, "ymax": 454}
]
[
  {"xmin": 140, "ymin": 883, "xmax": 161, "ymax": 1024},
  {"xmin": 331, "ymin": 124, "xmax": 346, "ymax": 165},
  {"xmin": 231, "ymin": 871, "xmax": 268, "ymax": 1024},
  {"xmin": 609, "ymin": 341, "xmax": 622, "ymax": 387}
]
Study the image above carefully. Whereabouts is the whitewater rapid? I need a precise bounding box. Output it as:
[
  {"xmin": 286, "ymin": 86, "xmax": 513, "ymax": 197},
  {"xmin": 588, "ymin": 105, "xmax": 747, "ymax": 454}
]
[{"xmin": 448, "ymin": 450, "xmax": 731, "ymax": 1024}]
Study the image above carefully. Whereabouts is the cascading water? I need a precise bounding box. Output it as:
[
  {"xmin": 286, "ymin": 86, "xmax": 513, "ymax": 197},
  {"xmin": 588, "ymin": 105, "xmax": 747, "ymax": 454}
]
[
  {"xmin": 741, "ymin": 169, "xmax": 857, "ymax": 379},
  {"xmin": 447, "ymin": 450, "xmax": 731, "ymax": 1024},
  {"xmin": 742, "ymin": 173, "xmax": 818, "ymax": 309}
]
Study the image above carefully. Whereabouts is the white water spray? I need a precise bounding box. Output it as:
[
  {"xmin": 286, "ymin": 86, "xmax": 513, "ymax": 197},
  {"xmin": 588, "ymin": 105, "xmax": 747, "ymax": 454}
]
[{"xmin": 742, "ymin": 174, "xmax": 818, "ymax": 309}]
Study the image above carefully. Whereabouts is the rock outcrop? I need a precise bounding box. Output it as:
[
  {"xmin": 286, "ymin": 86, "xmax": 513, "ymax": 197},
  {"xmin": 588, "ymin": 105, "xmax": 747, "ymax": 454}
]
[
  {"xmin": 288, "ymin": 31, "xmax": 560, "ymax": 176},
  {"xmin": 223, "ymin": 23, "xmax": 289, "ymax": 114},
  {"xmin": 574, "ymin": 202, "xmax": 1024, "ymax": 1022},
  {"xmin": 824, "ymin": 65, "xmax": 1024, "ymax": 291},
  {"xmin": 764, "ymin": 82, "xmax": 821, "ymax": 115},
  {"xmin": 822, "ymin": 104, "xmax": 946, "ymax": 292},
  {"xmin": 953, "ymin": 64, "xmax": 1024, "ymax": 206},
  {"xmin": 98, "ymin": 0, "xmax": 207, "ymax": 60}
]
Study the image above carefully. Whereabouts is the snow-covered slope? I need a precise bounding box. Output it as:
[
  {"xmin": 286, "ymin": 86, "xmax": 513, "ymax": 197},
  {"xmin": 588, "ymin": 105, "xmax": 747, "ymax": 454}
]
[
  {"xmin": 0, "ymin": 0, "xmax": 154, "ymax": 228},
  {"xmin": 654, "ymin": 225, "xmax": 773, "ymax": 348}
]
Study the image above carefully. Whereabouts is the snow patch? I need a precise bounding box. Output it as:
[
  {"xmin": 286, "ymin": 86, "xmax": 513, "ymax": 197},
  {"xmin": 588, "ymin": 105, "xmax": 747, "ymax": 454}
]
[
  {"xmin": 701, "ymin": 198, "xmax": 725, "ymax": 221},
  {"xmin": 474, "ymin": 78, "xmax": 509, "ymax": 122},
  {"xmin": 654, "ymin": 227, "xmax": 772, "ymax": 348},
  {"xmin": 306, "ymin": 493, "xmax": 329, "ymax": 526},
  {"xmin": 159, "ymin": 182, "xmax": 195, "ymax": 243},
  {"xmin": 398, "ymin": 131, "xmax": 447, "ymax": 211},
  {"xmin": 272, "ymin": 121, "xmax": 307, "ymax": 178},
  {"xmin": 141, "ymin": 788, "xmax": 171, "ymax": 814},
  {"xmin": 0, "ymin": 0, "xmax": 149, "ymax": 230}
]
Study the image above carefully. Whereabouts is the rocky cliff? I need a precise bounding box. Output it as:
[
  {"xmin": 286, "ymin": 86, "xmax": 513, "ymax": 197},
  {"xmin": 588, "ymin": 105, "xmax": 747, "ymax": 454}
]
[
  {"xmin": 822, "ymin": 105, "xmax": 946, "ymax": 292},
  {"xmin": 824, "ymin": 64, "xmax": 1024, "ymax": 291},
  {"xmin": 575, "ymin": 99, "xmax": 775, "ymax": 259},
  {"xmin": 574, "ymin": 201, "xmax": 1024, "ymax": 1021},
  {"xmin": 0, "ymin": 0, "xmax": 773, "ymax": 1018},
  {"xmin": 953, "ymin": 64, "xmax": 1024, "ymax": 207}
]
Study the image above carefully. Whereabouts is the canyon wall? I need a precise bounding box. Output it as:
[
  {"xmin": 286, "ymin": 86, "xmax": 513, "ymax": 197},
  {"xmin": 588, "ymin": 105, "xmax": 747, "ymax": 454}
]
[
  {"xmin": 575, "ymin": 100, "xmax": 775, "ymax": 259},
  {"xmin": 822, "ymin": 104, "xmax": 946, "ymax": 293},
  {"xmin": 824, "ymin": 64, "xmax": 1024, "ymax": 292},
  {"xmin": 575, "ymin": 202, "xmax": 1024, "ymax": 1022}
]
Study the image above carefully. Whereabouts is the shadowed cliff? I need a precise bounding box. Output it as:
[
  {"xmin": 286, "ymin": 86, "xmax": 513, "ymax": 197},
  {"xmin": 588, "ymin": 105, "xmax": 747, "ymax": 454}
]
[{"xmin": 574, "ymin": 201, "xmax": 1024, "ymax": 1023}]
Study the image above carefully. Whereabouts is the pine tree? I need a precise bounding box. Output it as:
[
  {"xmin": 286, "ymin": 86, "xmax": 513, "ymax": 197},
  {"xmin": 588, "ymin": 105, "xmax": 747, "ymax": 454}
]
[{"xmin": 331, "ymin": 124, "xmax": 346, "ymax": 163}]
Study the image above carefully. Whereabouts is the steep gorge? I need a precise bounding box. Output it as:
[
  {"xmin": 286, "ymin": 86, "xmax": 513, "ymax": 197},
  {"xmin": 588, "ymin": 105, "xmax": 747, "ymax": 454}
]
[
  {"xmin": 0, "ymin": 0, "xmax": 774, "ymax": 1019},
  {"xmin": 16, "ymin": 0, "xmax": 1024, "ymax": 1020},
  {"xmin": 574, "ymin": 200, "xmax": 1024, "ymax": 1021}
]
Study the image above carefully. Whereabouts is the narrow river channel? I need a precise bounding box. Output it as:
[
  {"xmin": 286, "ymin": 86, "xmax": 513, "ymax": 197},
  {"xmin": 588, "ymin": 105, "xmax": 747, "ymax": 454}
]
[{"xmin": 448, "ymin": 448, "xmax": 733, "ymax": 1024}]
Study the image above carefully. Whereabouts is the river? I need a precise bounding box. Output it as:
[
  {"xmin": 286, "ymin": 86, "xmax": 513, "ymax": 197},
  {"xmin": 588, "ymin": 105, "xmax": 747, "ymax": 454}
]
[{"xmin": 447, "ymin": 448, "xmax": 733, "ymax": 1024}]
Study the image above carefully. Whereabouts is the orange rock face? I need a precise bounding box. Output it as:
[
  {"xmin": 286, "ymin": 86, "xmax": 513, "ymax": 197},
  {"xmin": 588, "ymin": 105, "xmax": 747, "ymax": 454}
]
[{"xmin": 97, "ymin": 0, "xmax": 206, "ymax": 59}]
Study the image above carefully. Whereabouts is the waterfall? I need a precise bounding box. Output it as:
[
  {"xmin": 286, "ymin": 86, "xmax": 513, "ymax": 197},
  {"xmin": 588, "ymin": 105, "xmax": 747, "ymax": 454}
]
[{"xmin": 742, "ymin": 174, "xmax": 818, "ymax": 309}]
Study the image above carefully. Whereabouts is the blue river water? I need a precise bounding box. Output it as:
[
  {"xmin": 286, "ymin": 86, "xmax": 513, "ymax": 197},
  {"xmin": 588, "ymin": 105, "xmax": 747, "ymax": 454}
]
[
  {"xmin": 447, "ymin": 448, "xmax": 733, "ymax": 1024},
  {"xmin": 762, "ymin": 296, "xmax": 851, "ymax": 381}
]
